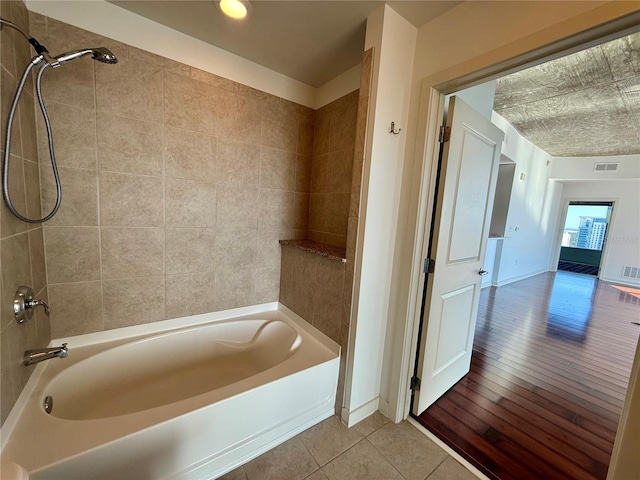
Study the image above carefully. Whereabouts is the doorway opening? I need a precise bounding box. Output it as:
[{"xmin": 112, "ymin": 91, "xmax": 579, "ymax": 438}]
[
  {"xmin": 558, "ymin": 201, "xmax": 613, "ymax": 276},
  {"xmin": 408, "ymin": 26, "xmax": 640, "ymax": 480}
]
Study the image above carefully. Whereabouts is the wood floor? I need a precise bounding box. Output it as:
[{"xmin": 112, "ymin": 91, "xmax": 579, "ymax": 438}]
[{"xmin": 414, "ymin": 271, "xmax": 640, "ymax": 480}]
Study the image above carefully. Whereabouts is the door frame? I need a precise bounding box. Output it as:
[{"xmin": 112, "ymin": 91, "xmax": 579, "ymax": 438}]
[
  {"xmin": 550, "ymin": 197, "xmax": 619, "ymax": 279},
  {"xmin": 392, "ymin": 3, "xmax": 640, "ymax": 438},
  {"xmin": 399, "ymin": 10, "xmax": 640, "ymax": 423}
]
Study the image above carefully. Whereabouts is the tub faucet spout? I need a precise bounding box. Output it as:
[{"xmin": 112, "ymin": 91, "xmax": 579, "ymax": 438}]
[{"xmin": 24, "ymin": 343, "xmax": 68, "ymax": 366}]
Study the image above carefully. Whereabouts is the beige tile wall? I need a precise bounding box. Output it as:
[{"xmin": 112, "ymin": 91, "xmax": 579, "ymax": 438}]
[
  {"xmin": 280, "ymin": 245, "xmax": 345, "ymax": 344},
  {"xmin": 308, "ymin": 90, "xmax": 359, "ymax": 248},
  {"xmin": 279, "ymin": 49, "xmax": 373, "ymax": 414},
  {"xmin": 0, "ymin": 0, "xmax": 50, "ymax": 425},
  {"xmin": 28, "ymin": 14, "xmax": 314, "ymax": 339}
]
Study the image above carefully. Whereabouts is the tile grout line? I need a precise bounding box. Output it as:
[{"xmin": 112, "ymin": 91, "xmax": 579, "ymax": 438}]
[
  {"xmin": 33, "ymin": 15, "xmax": 52, "ymax": 342},
  {"xmin": 349, "ymin": 418, "xmax": 414, "ymax": 480},
  {"xmin": 161, "ymin": 59, "xmax": 167, "ymax": 322},
  {"xmin": 25, "ymin": 223, "xmax": 38, "ymax": 341},
  {"xmin": 313, "ymin": 434, "xmax": 407, "ymax": 480},
  {"xmin": 92, "ymin": 56, "xmax": 105, "ymax": 333},
  {"xmin": 425, "ymin": 456, "xmax": 450, "ymax": 480},
  {"xmin": 361, "ymin": 435, "xmax": 409, "ymax": 480}
]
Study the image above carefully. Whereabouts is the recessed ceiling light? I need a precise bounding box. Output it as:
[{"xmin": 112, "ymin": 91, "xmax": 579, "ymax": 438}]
[{"xmin": 217, "ymin": 0, "xmax": 251, "ymax": 20}]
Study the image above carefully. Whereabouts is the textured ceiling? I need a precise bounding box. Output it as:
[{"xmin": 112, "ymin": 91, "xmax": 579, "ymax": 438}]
[
  {"xmin": 109, "ymin": 1, "xmax": 460, "ymax": 87},
  {"xmin": 494, "ymin": 32, "xmax": 640, "ymax": 158}
]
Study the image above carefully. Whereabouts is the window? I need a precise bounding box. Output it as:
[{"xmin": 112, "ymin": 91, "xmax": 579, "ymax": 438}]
[{"xmin": 561, "ymin": 203, "xmax": 612, "ymax": 251}]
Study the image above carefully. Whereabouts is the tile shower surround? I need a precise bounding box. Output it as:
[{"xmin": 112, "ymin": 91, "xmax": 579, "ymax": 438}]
[
  {"xmin": 0, "ymin": 0, "xmax": 50, "ymax": 425},
  {"xmin": 0, "ymin": 5, "xmax": 360, "ymax": 426},
  {"xmin": 308, "ymin": 91, "xmax": 358, "ymax": 248},
  {"xmin": 29, "ymin": 16, "xmax": 360, "ymax": 338},
  {"xmin": 26, "ymin": 12, "xmax": 320, "ymax": 339}
]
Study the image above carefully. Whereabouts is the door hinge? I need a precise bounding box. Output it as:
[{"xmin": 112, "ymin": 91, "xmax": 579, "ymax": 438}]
[
  {"xmin": 439, "ymin": 126, "xmax": 451, "ymax": 143},
  {"xmin": 423, "ymin": 258, "xmax": 435, "ymax": 274},
  {"xmin": 411, "ymin": 376, "xmax": 421, "ymax": 391}
]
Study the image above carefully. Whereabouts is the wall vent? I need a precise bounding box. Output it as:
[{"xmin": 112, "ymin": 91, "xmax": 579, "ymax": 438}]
[
  {"xmin": 593, "ymin": 162, "xmax": 619, "ymax": 172},
  {"xmin": 622, "ymin": 266, "xmax": 640, "ymax": 279}
]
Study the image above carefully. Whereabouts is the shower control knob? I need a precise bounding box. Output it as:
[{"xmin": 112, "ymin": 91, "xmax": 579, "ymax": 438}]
[{"xmin": 14, "ymin": 286, "xmax": 50, "ymax": 324}]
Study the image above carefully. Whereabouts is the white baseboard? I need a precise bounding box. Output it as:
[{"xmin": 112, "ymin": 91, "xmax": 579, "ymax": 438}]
[
  {"xmin": 341, "ymin": 397, "xmax": 379, "ymax": 427},
  {"xmin": 377, "ymin": 397, "xmax": 390, "ymax": 419},
  {"xmin": 496, "ymin": 268, "xmax": 549, "ymax": 287},
  {"xmin": 598, "ymin": 276, "xmax": 640, "ymax": 288}
]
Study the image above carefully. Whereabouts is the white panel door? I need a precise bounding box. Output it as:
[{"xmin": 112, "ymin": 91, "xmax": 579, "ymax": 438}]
[{"xmin": 412, "ymin": 96, "xmax": 504, "ymax": 415}]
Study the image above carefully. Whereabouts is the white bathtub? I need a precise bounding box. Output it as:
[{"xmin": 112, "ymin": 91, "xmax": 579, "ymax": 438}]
[{"xmin": 0, "ymin": 303, "xmax": 340, "ymax": 479}]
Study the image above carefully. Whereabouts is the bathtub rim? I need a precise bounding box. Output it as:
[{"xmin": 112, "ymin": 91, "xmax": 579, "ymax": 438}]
[{"xmin": 0, "ymin": 301, "xmax": 339, "ymax": 451}]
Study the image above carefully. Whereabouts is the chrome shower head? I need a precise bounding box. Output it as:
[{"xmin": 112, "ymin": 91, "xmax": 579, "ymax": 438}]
[
  {"xmin": 91, "ymin": 47, "xmax": 118, "ymax": 64},
  {"xmin": 54, "ymin": 47, "xmax": 118, "ymax": 65}
]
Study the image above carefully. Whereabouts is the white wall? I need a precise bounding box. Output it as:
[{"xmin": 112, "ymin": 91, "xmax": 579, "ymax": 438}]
[
  {"xmin": 342, "ymin": 5, "xmax": 417, "ymax": 426},
  {"xmin": 483, "ymin": 238, "xmax": 501, "ymax": 288},
  {"xmin": 551, "ymin": 154, "xmax": 640, "ymax": 180},
  {"xmin": 551, "ymin": 153, "xmax": 640, "ymax": 286},
  {"xmin": 491, "ymin": 112, "xmax": 562, "ymax": 285},
  {"xmin": 26, "ymin": 0, "xmax": 359, "ymax": 108},
  {"xmin": 410, "ymin": 1, "xmax": 620, "ymax": 83},
  {"xmin": 450, "ymin": 80, "xmax": 497, "ymax": 120},
  {"xmin": 315, "ymin": 63, "xmax": 362, "ymax": 109},
  {"xmin": 560, "ymin": 180, "xmax": 640, "ymax": 286}
]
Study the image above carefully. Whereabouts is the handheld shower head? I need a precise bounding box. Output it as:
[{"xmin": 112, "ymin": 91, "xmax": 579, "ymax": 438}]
[
  {"xmin": 54, "ymin": 47, "xmax": 118, "ymax": 65},
  {"xmin": 92, "ymin": 47, "xmax": 118, "ymax": 64}
]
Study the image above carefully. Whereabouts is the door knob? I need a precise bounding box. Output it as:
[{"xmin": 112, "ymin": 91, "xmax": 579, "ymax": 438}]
[{"xmin": 478, "ymin": 269, "xmax": 489, "ymax": 276}]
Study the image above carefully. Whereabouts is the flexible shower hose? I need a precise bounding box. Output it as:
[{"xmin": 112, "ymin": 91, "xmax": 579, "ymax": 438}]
[{"xmin": 2, "ymin": 58, "xmax": 61, "ymax": 223}]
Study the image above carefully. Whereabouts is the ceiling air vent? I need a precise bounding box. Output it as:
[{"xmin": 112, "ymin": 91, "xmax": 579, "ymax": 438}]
[{"xmin": 593, "ymin": 162, "xmax": 619, "ymax": 172}]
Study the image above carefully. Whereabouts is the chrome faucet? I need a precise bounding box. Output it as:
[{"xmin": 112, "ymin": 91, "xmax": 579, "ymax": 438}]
[{"xmin": 24, "ymin": 343, "xmax": 68, "ymax": 366}]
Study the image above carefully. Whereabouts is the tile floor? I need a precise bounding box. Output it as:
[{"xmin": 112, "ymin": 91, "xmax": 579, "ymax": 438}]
[{"xmin": 220, "ymin": 413, "xmax": 481, "ymax": 480}]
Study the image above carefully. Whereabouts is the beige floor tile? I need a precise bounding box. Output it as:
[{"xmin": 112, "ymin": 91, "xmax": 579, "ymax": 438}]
[
  {"xmin": 304, "ymin": 469, "xmax": 328, "ymax": 480},
  {"xmin": 353, "ymin": 411, "xmax": 390, "ymax": 437},
  {"xmin": 299, "ymin": 416, "xmax": 363, "ymax": 466},
  {"xmin": 368, "ymin": 421, "xmax": 448, "ymax": 480},
  {"xmin": 243, "ymin": 437, "xmax": 319, "ymax": 480},
  {"xmin": 217, "ymin": 418, "xmax": 479, "ymax": 480},
  {"xmin": 427, "ymin": 456, "xmax": 478, "ymax": 480},
  {"xmin": 218, "ymin": 466, "xmax": 247, "ymax": 480},
  {"xmin": 322, "ymin": 439, "xmax": 403, "ymax": 480}
]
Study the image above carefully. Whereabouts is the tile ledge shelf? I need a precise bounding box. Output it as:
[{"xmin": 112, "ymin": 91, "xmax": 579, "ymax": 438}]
[{"xmin": 279, "ymin": 239, "xmax": 347, "ymax": 263}]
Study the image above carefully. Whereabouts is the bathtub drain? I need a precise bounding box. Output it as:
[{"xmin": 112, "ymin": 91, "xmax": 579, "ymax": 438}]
[{"xmin": 43, "ymin": 396, "xmax": 53, "ymax": 414}]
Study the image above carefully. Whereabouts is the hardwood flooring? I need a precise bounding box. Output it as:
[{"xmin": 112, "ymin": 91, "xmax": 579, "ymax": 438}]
[{"xmin": 414, "ymin": 271, "xmax": 640, "ymax": 480}]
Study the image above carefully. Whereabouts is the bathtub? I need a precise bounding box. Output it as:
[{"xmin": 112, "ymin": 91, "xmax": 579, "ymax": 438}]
[{"xmin": 0, "ymin": 303, "xmax": 340, "ymax": 479}]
